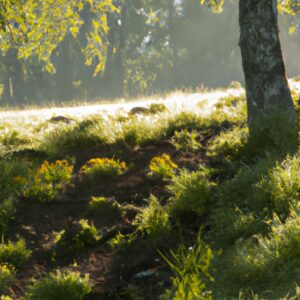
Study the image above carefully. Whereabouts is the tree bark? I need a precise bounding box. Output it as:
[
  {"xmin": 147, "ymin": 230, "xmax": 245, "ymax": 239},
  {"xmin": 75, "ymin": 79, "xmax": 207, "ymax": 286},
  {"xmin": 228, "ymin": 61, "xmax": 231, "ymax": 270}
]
[{"xmin": 239, "ymin": 0, "xmax": 295, "ymax": 127}]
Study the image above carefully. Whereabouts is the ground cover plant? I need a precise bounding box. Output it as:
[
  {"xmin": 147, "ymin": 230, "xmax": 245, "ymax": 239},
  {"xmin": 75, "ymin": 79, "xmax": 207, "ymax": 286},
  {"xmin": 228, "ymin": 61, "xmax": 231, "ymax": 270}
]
[{"xmin": 0, "ymin": 84, "xmax": 299, "ymax": 299}]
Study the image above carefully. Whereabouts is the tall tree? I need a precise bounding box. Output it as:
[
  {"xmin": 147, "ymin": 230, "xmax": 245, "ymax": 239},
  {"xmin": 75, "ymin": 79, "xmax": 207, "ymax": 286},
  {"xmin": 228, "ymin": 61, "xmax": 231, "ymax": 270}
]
[{"xmin": 239, "ymin": 0, "xmax": 295, "ymax": 128}]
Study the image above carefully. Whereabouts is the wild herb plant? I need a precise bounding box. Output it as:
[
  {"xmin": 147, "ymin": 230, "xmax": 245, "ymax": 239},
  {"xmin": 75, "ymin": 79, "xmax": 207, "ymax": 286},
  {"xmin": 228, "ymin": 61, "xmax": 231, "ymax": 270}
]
[
  {"xmin": 25, "ymin": 270, "xmax": 91, "ymax": 300},
  {"xmin": 148, "ymin": 154, "xmax": 178, "ymax": 181}
]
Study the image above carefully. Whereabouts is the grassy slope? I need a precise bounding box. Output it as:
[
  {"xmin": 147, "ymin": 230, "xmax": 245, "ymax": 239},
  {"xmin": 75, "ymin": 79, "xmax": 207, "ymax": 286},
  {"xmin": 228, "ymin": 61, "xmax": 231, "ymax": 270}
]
[{"xmin": 0, "ymin": 86, "xmax": 299, "ymax": 299}]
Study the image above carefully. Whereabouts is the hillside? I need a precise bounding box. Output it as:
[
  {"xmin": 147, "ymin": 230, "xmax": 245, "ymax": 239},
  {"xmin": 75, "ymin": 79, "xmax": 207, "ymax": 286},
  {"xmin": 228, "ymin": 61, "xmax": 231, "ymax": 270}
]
[{"xmin": 0, "ymin": 81, "xmax": 300, "ymax": 299}]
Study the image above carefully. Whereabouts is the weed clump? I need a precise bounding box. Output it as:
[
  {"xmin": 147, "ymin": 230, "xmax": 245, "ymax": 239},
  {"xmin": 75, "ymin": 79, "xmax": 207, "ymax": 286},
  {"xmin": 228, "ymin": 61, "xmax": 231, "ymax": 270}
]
[
  {"xmin": 220, "ymin": 212, "xmax": 300, "ymax": 298},
  {"xmin": 0, "ymin": 264, "xmax": 15, "ymax": 292},
  {"xmin": 134, "ymin": 195, "xmax": 171, "ymax": 238},
  {"xmin": 149, "ymin": 103, "xmax": 168, "ymax": 114},
  {"xmin": 25, "ymin": 270, "xmax": 91, "ymax": 300},
  {"xmin": 168, "ymin": 169, "xmax": 214, "ymax": 224},
  {"xmin": 24, "ymin": 160, "xmax": 73, "ymax": 202},
  {"xmin": 0, "ymin": 240, "xmax": 31, "ymax": 269},
  {"xmin": 255, "ymin": 154, "xmax": 300, "ymax": 216},
  {"xmin": 88, "ymin": 196, "xmax": 121, "ymax": 219},
  {"xmin": 80, "ymin": 158, "xmax": 127, "ymax": 181},
  {"xmin": 0, "ymin": 159, "xmax": 32, "ymax": 233},
  {"xmin": 161, "ymin": 233, "xmax": 213, "ymax": 300},
  {"xmin": 171, "ymin": 129, "xmax": 201, "ymax": 152},
  {"xmin": 54, "ymin": 219, "xmax": 100, "ymax": 255},
  {"xmin": 43, "ymin": 117, "xmax": 109, "ymax": 157},
  {"xmin": 148, "ymin": 154, "xmax": 177, "ymax": 181}
]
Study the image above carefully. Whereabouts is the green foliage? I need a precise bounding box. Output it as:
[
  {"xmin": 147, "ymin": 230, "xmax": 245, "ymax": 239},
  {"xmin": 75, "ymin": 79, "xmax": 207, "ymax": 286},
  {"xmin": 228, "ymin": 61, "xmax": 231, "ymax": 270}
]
[
  {"xmin": 0, "ymin": 264, "xmax": 15, "ymax": 292},
  {"xmin": 220, "ymin": 212, "xmax": 300, "ymax": 298},
  {"xmin": 171, "ymin": 129, "xmax": 201, "ymax": 152},
  {"xmin": 24, "ymin": 160, "xmax": 73, "ymax": 202},
  {"xmin": 55, "ymin": 219, "xmax": 100, "ymax": 255},
  {"xmin": 256, "ymin": 155, "xmax": 300, "ymax": 215},
  {"xmin": 208, "ymin": 126, "xmax": 248, "ymax": 161},
  {"xmin": 161, "ymin": 233, "xmax": 213, "ymax": 300},
  {"xmin": 148, "ymin": 154, "xmax": 178, "ymax": 181},
  {"xmin": 118, "ymin": 117, "xmax": 167, "ymax": 147},
  {"xmin": 0, "ymin": 0, "xmax": 117, "ymax": 75},
  {"xmin": 166, "ymin": 112, "xmax": 205, "ymax": 136},
  {"xmin": 43, "ymin": 118, "xmax": 110, "ymax": 157},
  {"xmin": 80, "ymin": 157, "xmax": 127, "ymax": 180},
  {"xmin": 209, "ymin": 206, "xmax": 268, "ymax": 247},
  {"xmin": 25, "ymin": 270, "xmax": 91, "ymax": 300},
  {"xmin": 0, "ymin": 239, "xmax": 31, "ymax": 269},
  {"xmin": 88, "ymin": 196, "xmax": 121, "ymax": 219},
  {"xmin": 247, "ymin": 109, "xmax": 298, "ymax": 158},
  {"xmin": 149, "ymin": 103, "xmax": 168, "ymax": 114},
  {"xmin": 168, "ymin": 169, "xmax": 214, "ymax": 223},
  {"xmin": 0, "ymin": 159, "xmax": 32, "ymax": 233},
  {"xmin": 134, "ymin": 195, "xmax": 171, "ymax": 238},
  {"xmin": 210, "ymin": 93, "xmax": 247, "ymax": 125}
]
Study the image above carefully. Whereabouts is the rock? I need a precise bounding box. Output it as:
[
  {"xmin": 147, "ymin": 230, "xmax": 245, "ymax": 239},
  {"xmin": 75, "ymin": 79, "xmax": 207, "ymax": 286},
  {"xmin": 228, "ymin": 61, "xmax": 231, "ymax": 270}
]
[
  {"xmin": 129, "ymin": 107, "xmax": 150, "ymax": 115},
  {"xmin": 49, "ymin": 116, "xmax": 74, "ymax": 123}
]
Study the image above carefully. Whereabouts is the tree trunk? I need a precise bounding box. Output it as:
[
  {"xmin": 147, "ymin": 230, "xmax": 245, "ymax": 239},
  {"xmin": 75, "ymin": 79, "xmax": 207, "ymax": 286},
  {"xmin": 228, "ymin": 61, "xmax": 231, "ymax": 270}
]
[{"xmin": 239, "ymin": 0, "xmax": 295, "ymax": 128}]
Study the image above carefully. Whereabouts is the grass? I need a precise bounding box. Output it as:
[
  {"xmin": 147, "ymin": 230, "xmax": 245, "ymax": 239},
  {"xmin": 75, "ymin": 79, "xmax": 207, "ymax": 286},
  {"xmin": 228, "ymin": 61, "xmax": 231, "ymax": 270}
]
[
  {"xmin": 24, "ymin": 270, "xmax": 91, "ymax": 300},
  {"xmin": 0, "ymin": 83, "xmax": 299, "ymax": 299},
  {"xmin": 0, "ymin": 239, "xmax": 31, "ymax": 269}
]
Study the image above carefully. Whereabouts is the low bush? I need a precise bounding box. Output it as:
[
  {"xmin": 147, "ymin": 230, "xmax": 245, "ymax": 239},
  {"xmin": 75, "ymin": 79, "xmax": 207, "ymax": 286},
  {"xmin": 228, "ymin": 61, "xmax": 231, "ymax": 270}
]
[
  {"xmin": 24, "ymin": 160, "xmax": 73, "ymax": 202},
  {"xmin": 42, "ymin": 117, "xmax": 110, "ymax": 157},
  {"xmin": 166, "ymin": 112, "xmax": 205, "ymax": 136},
  {"xmin": 55, "ymin": 219, "xmax": 100, "ymax": 255},
  {"xmin": 168, "ymin": 169, "xmax": 214, "ymax": 223},
  {"xmin": 80, "ymin": 158, "xmax": 127, "ymax": 181},
  {"xmin": 207, "ymin": 126, "xmax": 248, "ymax": 164},
  {"xmin": 0, "ymin": 264, "xmax": 15, "ymax": 293},
  {"xmin": 25, "ymin": 270, "xmax": 91, "ymax": 300},
  {"xmin": 171, "ymin": 129, "xmax": 201, "ymax": 152},
  {"xmin": 246, "ymin": 109, "xmax": 298, "ymax": 158},
  {"xmin": 118, "ymin": 117, "xmax": 167, "ymax": 147},
  {"xmin": 148, "ymin": 154, "xmax": 177, "ymax": 181},
  {"xmin": 218, "ymin": 212, "xmax": 300, "ymax": 298},
  {"xmin": 134, "ymin": 195, "xmax": 171, "ymax": 238},
  {"xmin": 0, "ymin": 239, "xmax": 31, "ymax": 269},
  {"xmin": 149, "ymin": 103, "xmax": 168, "ymax": 114},
  {"xmin": 161, "ymin": 233, "xmax": 213, "ymax": 300},
  {"xmin": 88, "ymin": 196, "xmax": 121, "ymax": 219},
  {"xmin": 255, "ymin": 154, "xmax": 300, "ymax": 216},
  {"xmin": 0, "ymin": 159, "xmax": 32, "ymax": 233}
]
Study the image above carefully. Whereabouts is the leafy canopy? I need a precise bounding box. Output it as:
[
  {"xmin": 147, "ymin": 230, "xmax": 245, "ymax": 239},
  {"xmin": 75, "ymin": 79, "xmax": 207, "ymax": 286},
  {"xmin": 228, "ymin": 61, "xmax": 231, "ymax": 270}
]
[{"xmin": 0, "ymin": 0, "xmax": 117, "ymax": 75}]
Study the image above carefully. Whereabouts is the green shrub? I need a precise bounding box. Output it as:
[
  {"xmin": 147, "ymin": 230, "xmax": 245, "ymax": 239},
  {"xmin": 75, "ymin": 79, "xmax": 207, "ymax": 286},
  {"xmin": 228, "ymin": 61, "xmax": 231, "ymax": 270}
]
[
  {"xmin": 0, "ymin": 159, "xmax": 32, "ymax": 233},
  {"xmin": 118, "ymin": 117, "xmax": 167, "ymax": 147},
  {"xmin": 207, "ymin": 126, "xmax": 248, "ymax": 164},
  {"xmin": 209, "ymin": 206, "xmax": 268, "ymax": 247},
  {"xmin": 80, "ymin": 158, "xmax": 127, "ymax": 180},
  {"xmin": 217, "ymin": 157, "xmax": 274, "ymax": 211},
  {"xmin": 171, "ymin": 129, "xmax": 201, "ymax": 152},
  {"xmin": 247, "ymin": 109, "xmax": 298, "ymax": 158},
  {"xmin": 161, "ymin": 233, "xmax": 213, "ymax": 300},
  {"xmin": 219, "ymin": 212, "xmax": 300, "ymax": 298},
  {"xmin": 255, "ymin": 155, "xmax": 300, "ymax": 215},
  {"xmin": 42, "ymin": 117, "xmax": 109, "ymax": 157},
  {"xmin": 0, "ymin": 239, "xmax": 31, "ymax": 269},
  {"xmin": 148, "ymin": 154, "xmax": 177, "ymax": 181},
  {"xmin": 210, "ymin": 94, "xmax": 247, "ymax": 125},
  {"xmin": 0, "ymin": 264, "xmax": 15, "ymax": 292},
  {"xmin": 166, "ymin": 112, "xmax": 205, "ymax": 136},
  {"xmin": 134, "ymin": 195, "xmax": 171, "ymax": 238},
  {"xmin": 149, "ymin": 103, "xmax": 168, "ymax": 114},
  {"xmin": 55, "ymin": 219, "xmax": 100, "ymax": 255},
  {"xmin": 168, "ymin": 169, "xmax": 214, "ymax": 223},
  {"xmin": 24, "ymin": 160, "xmax": 73, "ymax": 202},
  {"xmin": 88, "ymin": 196, "xmax": 121, "ymax": 219},
  {"xmin": 25, "ymin": 270, "xmax": 91, "ymax": 300}
]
